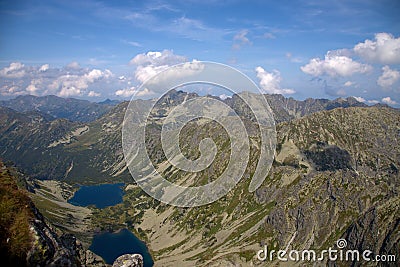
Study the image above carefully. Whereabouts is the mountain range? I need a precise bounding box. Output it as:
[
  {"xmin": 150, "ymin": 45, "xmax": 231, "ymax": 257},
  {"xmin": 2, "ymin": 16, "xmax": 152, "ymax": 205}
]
[
  {"xmin": 0, "ymin": 92, "xmax": 398, "ymax": 266},
  {"xmin": 0, "ymin": 92, "xmax": 383, "ymax": 182},
  {"xmin": 0, "ymin": 95, "xmax": 119, "ymax": 122}
]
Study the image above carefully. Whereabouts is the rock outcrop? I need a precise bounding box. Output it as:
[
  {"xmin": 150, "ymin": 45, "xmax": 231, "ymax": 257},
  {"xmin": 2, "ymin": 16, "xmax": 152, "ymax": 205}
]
[
  {"xmin": 27, "ymin": 192, "xmax": 106, "ymax": 266},
  {"xmin": 112, "ymin": 254, "xmax": 144, "ymax": 267},
  {"xmin": 0, "ymin": 162, "xmax": 106, "ymax": 266}
]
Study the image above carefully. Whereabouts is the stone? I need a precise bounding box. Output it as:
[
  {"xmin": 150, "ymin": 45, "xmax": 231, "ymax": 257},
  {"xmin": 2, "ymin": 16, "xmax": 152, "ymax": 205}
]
[{"xmin": 112, "ymin": 254, "xmax": 144, "ymax": 267}]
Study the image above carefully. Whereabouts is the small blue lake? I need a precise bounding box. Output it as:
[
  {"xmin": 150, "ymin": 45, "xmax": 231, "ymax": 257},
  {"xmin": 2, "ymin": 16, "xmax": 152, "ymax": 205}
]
[
  {"xmin": 68, "ymin": 183, "xmax": 125, "ymax": 209},
  {"xmin": 89, "ymin": 228, "xmax": 154, "ymax": 266}
]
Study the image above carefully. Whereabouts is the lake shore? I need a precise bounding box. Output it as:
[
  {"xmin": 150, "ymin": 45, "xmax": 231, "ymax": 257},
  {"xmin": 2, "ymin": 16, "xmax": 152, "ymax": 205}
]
[{"xmin": 90, "ymin": 228, "xmax": 154, "ymax": 266}]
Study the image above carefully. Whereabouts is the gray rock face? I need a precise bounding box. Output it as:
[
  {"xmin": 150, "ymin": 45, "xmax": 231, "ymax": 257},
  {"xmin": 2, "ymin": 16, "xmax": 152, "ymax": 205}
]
[
  {"xmin": 26, "ymin": 204, "xmax": 106, "ymax": 266},
  {"xmin": 112, "ymin": 254, "xmax": 144, "ymax": 267},
  {"xmin": 61, "ymin": 234, "xmax": 106, "ymax": 266},
  {"xmin": 336, "ymin": 206, "xmax": 400, "ymax": 267}
]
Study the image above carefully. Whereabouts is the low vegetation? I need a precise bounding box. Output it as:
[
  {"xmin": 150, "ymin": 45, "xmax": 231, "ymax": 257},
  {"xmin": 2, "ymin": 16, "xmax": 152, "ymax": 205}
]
[{"xmin": 0, "ymin": 161, "xmax": 33, "ymax": 266}]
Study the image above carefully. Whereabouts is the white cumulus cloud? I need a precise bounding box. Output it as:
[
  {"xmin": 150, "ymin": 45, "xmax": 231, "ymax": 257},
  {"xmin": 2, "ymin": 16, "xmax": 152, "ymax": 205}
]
[
  {"xmin": 58, "ymin": 86, "xmax": 82, "ymax": 97},
  {"xmin": 381, "ymin": 96, "xmax": 397, "ymax": 105},
  {"xmin": 88, "ymin": 90, "xmax": 101, "ymax": 97},
  {"xmin": 136, "ymin": 88, "xmax": 155, "ymax": 97},
  {"xmin": 255, "ymin": 66, "xmax": 295, "ymax": 95},
  {"xmin": 39, "ymin": 64, "xmax": 49, "ymax": 72},
  {"xmin": 354, "ymin": 33, "xmax": 400, "ymax": 64},
  {"xmin": 47, "ymin": 69, "xmax": 113, "ymax": 97},
  {"xmin": 115, "ymin": 87, "xmax": 154, "ymax": 98},
  {"xmin": 115, "ymin": 87, "xmax": 137, "ymax": 97},
  {"xmin": 353, "ymin": 96, "xmax": 366, "ymax": 102},
  {"xmin": 135, "ymin": 65, "xmax": 170, "ymax": 84},
  {"xmin": 129, "ymin": 50, "xmax": 188, "ymax": 85},
  {"xmin": 301, "ymin": 52, "xmax": 372, "ymax": 77},
  {"xmin": 377, "ymin": 65, "xmax": 400, "ymax": 87},
  {"xmin": 26, "ymin": 84, "xmax": 38, "ymax": 93},
  {"xmin": 25, "ymin": 79, "xmax": 42, "ymax": 95},
  {"xmin": 129, "ymin": 50, "xmax": 186, "ymax": 66},
  {"xmin": 0, "ymin": 62, "xmax": 26, "ymax": 78},
  {"xmin": 367, "ymin": 99, "xmax": 379, "ymax": 104},
  {"xmin": 0, "ymin": 62, "xmax": 117, "ymax": 98},
  {"xmin": 147, "ymin": 60, "xmax": 204, "ymax": 86}
]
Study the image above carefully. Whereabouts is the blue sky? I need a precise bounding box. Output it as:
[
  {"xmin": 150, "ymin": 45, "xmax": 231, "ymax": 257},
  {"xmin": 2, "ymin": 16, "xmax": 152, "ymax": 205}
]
[{"xmin": 1, "ymin": 0, "xmax": 399, "ymax": 105}]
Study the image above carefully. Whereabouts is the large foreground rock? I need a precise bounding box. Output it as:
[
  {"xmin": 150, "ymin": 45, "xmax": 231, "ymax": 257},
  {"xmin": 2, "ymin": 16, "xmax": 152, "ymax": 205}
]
[{"xmin": 112, "ymin": 254, "xmax": 144, "ymax": 267}]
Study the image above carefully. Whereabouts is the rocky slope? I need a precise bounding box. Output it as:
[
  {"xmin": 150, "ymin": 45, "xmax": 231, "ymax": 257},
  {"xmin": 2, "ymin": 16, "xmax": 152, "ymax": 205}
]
[
  {"xmin": 141, "ymin": 107, "xmax": 398, "ymax": 266},
  {"xmin": 0, "ymin": 92, "xmax": 398, "ymax": 266},
  {"xmin": 91, "ymin": 95, "xmax": 399, "ymax": 266},
  {"xmin": 0, "ymin": 103, "xmax": 131, "ymax": 182},
  {"xmin": 0, "ymin": 161, "xmax": 106, "ymax": 266}
]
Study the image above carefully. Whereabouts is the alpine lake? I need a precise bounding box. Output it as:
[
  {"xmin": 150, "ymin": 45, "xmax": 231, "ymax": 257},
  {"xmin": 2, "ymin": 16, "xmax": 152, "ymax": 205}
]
[{"xmin": 68, "ymin": 183, "xmax": 154, "ymax": 266}]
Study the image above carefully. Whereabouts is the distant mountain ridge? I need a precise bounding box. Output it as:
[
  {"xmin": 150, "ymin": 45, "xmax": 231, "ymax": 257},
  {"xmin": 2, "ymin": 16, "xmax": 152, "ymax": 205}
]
[
  {"xmin": 147, "ymin": 90, "xmax": 381, "ymax": 123},
  {"xmin": 0, "ymin": 93, "xmax": 388, "ymax": 124},
  {"xmin": 98, "ymin": 98, "xmax": 121, "ymax": 106},
  {"xmin": 263, "ymin": 94, "xmax": 369, "ymax": 123},
  {"xmin": 0, "ymin": 95, "xmax": 117, "ymax": 122}
]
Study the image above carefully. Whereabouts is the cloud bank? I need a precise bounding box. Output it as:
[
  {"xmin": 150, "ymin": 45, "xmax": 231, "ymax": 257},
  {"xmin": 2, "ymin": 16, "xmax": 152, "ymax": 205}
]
[
  {"xmin": 377, "ymin": 66, "xmax": 400, "ymax": 88},
  {"xmin": 255, "ymin": 67, "xmax": 295, "ymax": 95},
  {"xmin": 300, "ymin": 32, "xmax": 400, "ymax": 106},
  {"xmin": 301, "ymin": 51, "xmax": 372, "ymax": 77},
  {"xmin": 354, "ymin": 33, "xmax": 400, "ymax": 64},
  {"xmin": 0, "ymin": 50, "xmax": 190, "ymax": 99},
  {"xmin": 0, "ymin": 62, "xmax": 113, "ymax": 98}
]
